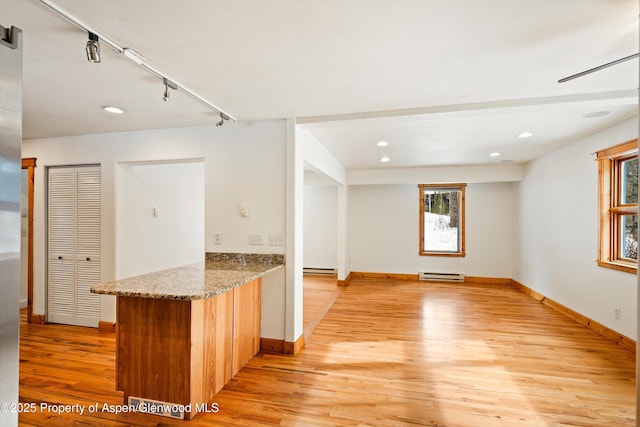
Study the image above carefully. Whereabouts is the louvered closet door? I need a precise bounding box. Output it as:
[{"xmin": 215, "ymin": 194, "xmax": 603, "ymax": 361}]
[
  {"xmin": 48, "ymin": 168, "xmax": 76, "ymax": 325},
  {"xmin": 75, "ymin": 167, "xmax": 101, "ymax": 327},
  {"xmin": 47, "ymin": 166, "xmax": 101, "ymax": 328}
]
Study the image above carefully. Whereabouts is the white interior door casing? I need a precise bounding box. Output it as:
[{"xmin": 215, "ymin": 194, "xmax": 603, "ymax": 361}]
[{"xmin": 47, "ymin": 166, "xmax": 101, "ymax": 327}]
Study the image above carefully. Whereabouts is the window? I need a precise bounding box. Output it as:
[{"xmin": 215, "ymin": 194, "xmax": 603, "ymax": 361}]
[
  {"xmin": 419, "ymin": 183, "xmax": 466, "ymax": 256},
  {"xmin": 596, "ymin": 139, "xmax": 638, "ymax": 274}
]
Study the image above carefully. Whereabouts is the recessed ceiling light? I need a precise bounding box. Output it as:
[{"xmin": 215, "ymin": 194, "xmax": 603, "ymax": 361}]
[
  {"xmin": 490, "ymin": 152, "xmax": 502, "ymax": 157},
  {"xmin": 583, "ymin": 111, "xmax": 610, "ymax": 119},
  {"xmin": 517, "ymin": 132, "xmax": 533, "ymax": 138},
  {"xmin": 379, "ymin": 156, "xmax": 391, "ymax": 163},
  {"xmin": 102, "ymin": 105, "xmax": 125, "ymax": 114},
  {"xmin": 376, "ymin": 141, "xmax": 389, "ymax": 147}
]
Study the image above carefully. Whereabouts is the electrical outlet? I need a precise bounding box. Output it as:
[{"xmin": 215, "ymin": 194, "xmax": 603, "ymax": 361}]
[
  {"xmin": 248, "ymin": 233, "xmax": 264, "ymax": 245},
  {"xmin": 614, "ymin": 307, "xmax": 621, "ymax": 320},
  {"xmin": 268, "ymin": 234, "xmax": 283, "ymax": 246},
  {"xmin": 214, "ymin": 232, "xmax": 222, "ymax": 245}
]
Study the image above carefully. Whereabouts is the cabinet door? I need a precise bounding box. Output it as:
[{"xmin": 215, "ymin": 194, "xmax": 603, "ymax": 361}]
[
  {"xmin": 47, "ymin": 168, "xmax": 75, "ymax": 325},
  {"xmin": 232, "ymin": 278, "xmax": 261, "ymax": 376}
]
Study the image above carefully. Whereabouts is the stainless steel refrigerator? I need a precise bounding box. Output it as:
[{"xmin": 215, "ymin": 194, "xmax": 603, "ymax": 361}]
[{"xmin": 0, "ymin": 24, "xmax": 22, "ymax": 427}]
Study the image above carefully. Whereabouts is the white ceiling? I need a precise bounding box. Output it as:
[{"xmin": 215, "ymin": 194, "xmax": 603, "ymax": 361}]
[{"xmin": 4, "ymin": 0, "xmax": 639, "ymax": 169}]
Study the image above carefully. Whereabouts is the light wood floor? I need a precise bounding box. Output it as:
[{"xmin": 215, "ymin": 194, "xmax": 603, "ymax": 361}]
[
  {"xmin": 18, "ymin": 278, "xmax": 635, "ymax": 426},
  {"xmin": 302, "ymin": 274, "xmax": 342, "ymax": 339}
]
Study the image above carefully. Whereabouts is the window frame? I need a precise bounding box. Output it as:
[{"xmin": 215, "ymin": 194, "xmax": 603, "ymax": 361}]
[
  {"xmin": 596, "ymin": 139, "xmax": 638, "ymax": 274},
  {"xmin": 418, "ymin": 183, "xmax": 466, "ymax": 257}
]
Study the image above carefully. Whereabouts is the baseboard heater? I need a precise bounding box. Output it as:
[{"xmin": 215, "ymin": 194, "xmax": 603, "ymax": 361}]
[
  {"xmin": 419, "ymin": 272, "xmax": 465, "ymax": 282},
  {"xmin": 303, "ymin": 267, "xmax": 337, "ymax": 276}
]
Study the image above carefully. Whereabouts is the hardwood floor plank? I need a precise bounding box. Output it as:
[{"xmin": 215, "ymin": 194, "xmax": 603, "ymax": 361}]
[
  {"xmin": 303, "ymin": 274, "xmax": 342, "ymax": 340},
  {"xmin": 18, "ymin": 278, "xmax": 635, "ymax": 426}
]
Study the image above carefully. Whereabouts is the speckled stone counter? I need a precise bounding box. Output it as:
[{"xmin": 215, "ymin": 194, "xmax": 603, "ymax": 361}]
[
  {"xmin": 90, "ymin": 252, "xmax": 284, "ymax": 300},
  {"xmin": 94, "ymin": 252, "xmax": 284, "ymax": 420}
]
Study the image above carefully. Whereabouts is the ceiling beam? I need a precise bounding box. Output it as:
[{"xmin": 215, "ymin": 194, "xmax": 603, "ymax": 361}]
[{"xmin": 297, "ymin": 90, "xmax": 638, "ymax": 125}]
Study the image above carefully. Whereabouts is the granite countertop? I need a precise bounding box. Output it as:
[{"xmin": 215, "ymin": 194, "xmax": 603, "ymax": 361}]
[{"xmin": 90, "ymin": 253, "xmax": 284, "ymax": 301}]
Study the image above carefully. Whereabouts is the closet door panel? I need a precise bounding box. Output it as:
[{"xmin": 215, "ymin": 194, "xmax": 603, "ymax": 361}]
[
  {"xmin": 75, "ymin": 260, "xmax": 101, "ymax": 327},
  {"xmin": 76, "ymin": 167, "xmax": 101, "ymax": 261},
  {"xmin": 48, "ymin": 168, "xmax": 74, "ymax": 260},
  {"xmin": 47, "ymin": 258, "xmax": 75, "ymax": 325},
  {"xmin": 47, "ymin": 165, "xmax": 102, "ymax": 327},
  {"xmin": 47, "ymin": 168, "xmax": 75, "ymax": 325},
  {"xmin": 75, "ymin": 167, "xmax": 101, "ymax": 326}
]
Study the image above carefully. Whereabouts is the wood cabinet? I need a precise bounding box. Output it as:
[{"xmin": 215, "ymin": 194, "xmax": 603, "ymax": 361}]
[
  {"xmin": 116, "ymin": 278, "xmax": 261, "ymax": 420},
  {"xmin": 232, "ymin": 276, "xmax": 261, "ymax": 376}
]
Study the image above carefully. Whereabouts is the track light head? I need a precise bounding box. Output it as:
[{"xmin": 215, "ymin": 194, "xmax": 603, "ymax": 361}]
[
  {"xmin": 85, "ymin": 32, "xmax": 100, "ymax": 63},
  {"xmin": 162, "ymin": 78, "xmax": 177, "ymax": 102},
  {"xmin": 216, "ymin": 112, "xmax": 230, "ymax": 127}
]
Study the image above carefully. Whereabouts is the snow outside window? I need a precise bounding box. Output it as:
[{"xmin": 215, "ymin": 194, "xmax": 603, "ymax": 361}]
[{"xmin": 418, "ymin": 183, "xmax": 466, "ymax": 257}]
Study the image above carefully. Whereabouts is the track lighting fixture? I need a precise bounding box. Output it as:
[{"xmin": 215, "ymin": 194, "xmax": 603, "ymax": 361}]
[
  {"xmin": 85, "ymin": 31, "xmax": 100, "ymax": 63},
  {"xmin": 162, "ymin": 79, "xmax": 170, "ymax": 102},
  {"xmin": 162, "ymin": 78, "xmax": 177, "ymax": 102},
  {"xmin": 216, "ymin": 112, "xmax": 230, "ymax": 127},
  {"xmin": 37, "ymin": 0, "xmax": 237, "ymax": 123}
]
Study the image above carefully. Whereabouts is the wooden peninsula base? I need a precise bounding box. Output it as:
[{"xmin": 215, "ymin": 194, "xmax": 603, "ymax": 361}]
[{"xmin": 116, "ymin": 277, "xmax": 261, "ymax": 420}]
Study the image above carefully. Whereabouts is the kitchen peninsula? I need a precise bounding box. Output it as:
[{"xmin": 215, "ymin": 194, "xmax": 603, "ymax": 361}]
[{"xmin": 90, "ymin": 253, "xmax": 284, "ymax": 420}]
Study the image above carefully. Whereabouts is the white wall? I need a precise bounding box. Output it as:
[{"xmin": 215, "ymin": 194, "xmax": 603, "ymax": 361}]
[
  {"xmin": 283, "ymin": 124, "xmax": 348, "ymax": 344},
  {"xmin": 22, "ymin": 120, "xmax": 288, "ymax": 338},
  {"xmin": 296, "ymin": 128, "xmax": 349, "ymax": 278},
  {"xmin": 515, "ymin": 117, "xmax": 638, "ymax": 340},
  {"xmin": 297, "ymin": 128, "xmax": 347, "ymax": 186},
  {"xmin": 303, "ymin": 183, "xmax": 338, "ymax": 270},
  {"xmin": 286, "ymin": 120, "xmax": 305, "ymax": 343},
  {"xmin": 349, "ymin": 182, "xmax": 514, "ymax": 277},
  {"xmin": 115, "ymin": 161, "xmax": 204, "ymax": 279}
]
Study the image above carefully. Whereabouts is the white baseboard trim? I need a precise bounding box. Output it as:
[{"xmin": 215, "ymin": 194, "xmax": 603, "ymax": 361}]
[{"xmin": 20, "ymin": 299, "xmax": 28, "ymax": 309}]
